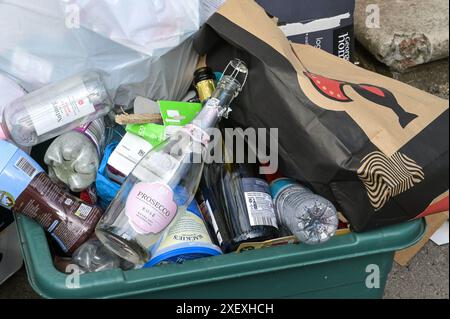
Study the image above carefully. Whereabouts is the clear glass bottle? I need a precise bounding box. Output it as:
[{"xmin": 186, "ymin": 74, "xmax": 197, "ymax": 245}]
[
  {"xmin": 96, "ymin": 59, "xmax": 248, "ymax": 265},
  {"xmin": 0, "ymin": 70, "xmax": 113, "ymax": 147}
]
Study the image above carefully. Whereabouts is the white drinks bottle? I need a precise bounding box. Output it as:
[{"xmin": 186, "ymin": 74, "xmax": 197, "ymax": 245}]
[
  {"xmin": 96, "ymin": 59, "xmax": 248, "ymax": 265},
  {"xmin": 0, "ymin": 70, "xmax": 113, "ymax": 147}
]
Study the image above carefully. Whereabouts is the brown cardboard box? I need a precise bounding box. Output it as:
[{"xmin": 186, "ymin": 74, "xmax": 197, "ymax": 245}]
[{"xmin": 395, "ymin": 212, "xmax": 449, "ymax": 266}]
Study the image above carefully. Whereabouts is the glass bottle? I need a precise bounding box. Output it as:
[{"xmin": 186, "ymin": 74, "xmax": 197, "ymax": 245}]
[
  {"xmin": 219, "ymin": 160, "xmax": 279, "ymax": 251},
  {"xmin": 194, "ymin": 67, "xmax": 217, "ymax": 103},
  {"xmin": 96, "ymin": 59, "xmax": 248, "ymax": 265}
]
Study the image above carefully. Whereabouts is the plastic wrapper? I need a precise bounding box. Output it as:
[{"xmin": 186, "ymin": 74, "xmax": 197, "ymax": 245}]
[{"xmin": 0, "ymin": 0, "xmax": 207, "ymax": 106}]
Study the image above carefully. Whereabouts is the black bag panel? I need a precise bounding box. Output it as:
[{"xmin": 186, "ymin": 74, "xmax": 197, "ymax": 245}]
[{"xmin": 194, "ymin": 12, "xmax": 449, "ymax": 231}]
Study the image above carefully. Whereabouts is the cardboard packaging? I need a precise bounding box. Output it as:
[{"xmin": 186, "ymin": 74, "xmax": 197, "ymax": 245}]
[
  {"xmin": 106, "ymin": 133, "xmax": 154, "ymax": 184},
  {"xmin": 395, "ymin": 212, "xmax": 449, "ymax": 266},
  {"xmin": 255, "ymin": 0, "xmax": 355, "ymax": 61}
]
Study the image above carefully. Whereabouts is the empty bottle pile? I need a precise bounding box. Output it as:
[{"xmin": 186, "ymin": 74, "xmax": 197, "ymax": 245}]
[{"xmin": 0, "ymin": 59, "xmax": 343, "ymax": 274}]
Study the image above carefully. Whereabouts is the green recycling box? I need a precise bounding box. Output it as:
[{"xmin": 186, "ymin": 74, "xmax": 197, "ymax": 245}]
[{"xmin": 15, "ymin": 213, "xmax": 426, "ymax": 299}]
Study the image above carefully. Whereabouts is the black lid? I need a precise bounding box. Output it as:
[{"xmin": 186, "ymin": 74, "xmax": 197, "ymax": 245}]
[{"xmin": 194, "ymin": 67, "xmax": 215, "ymax": 84}]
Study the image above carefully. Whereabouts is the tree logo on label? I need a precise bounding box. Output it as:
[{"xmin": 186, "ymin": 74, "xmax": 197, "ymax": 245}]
[{"xmin": 0, "ymin": 191, "xmax": 15, "ymax": 209}]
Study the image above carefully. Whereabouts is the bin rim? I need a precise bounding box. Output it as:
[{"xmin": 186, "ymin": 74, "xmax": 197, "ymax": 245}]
[{"xmin": 16, "ymin": 214, "xmax": 427, "ymax": 299}]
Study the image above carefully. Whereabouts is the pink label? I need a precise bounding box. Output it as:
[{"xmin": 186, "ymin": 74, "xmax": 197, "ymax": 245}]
[{"xmin": 125, "ymin": 182, "xmax": 178, "ymax": 235}]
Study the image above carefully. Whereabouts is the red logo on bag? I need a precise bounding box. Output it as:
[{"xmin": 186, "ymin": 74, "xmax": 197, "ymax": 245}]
[{"xmin": 304, "ymin": 72, "xmax": 418, "ymax": 128}]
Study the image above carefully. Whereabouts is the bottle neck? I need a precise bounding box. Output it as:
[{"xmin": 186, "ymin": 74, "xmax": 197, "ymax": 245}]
[
  {"xmin": 185, "ymin": 75, "xmax": 242, "ymax": 140},
  {"xmin": 193, "ymin": 102, "xmax": 222, "ymax": 131},
  {"xmin": 195, "ymin": 79, "xmax": 216, "ymax": 103}
]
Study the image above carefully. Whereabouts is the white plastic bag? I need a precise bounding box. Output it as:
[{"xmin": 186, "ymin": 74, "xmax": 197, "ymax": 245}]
[
  {"xmin": 0, "ymin": 0, "xmax": 222, "ymax": 106},
  {"xmin": 0, "ymin": 73, "xmax": 26, "ymax": 122}
]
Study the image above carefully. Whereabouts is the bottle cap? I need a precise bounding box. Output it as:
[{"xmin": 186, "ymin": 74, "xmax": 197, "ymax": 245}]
[
  {"xmin": 194, "ymin": 67, "xmax": 215, "ymax": 85},
  {"xmin": 260, "ymin": 162, "xmax": 284, "ymax": 184}
]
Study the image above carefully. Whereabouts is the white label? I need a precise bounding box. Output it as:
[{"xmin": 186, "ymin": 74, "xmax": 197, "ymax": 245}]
[
  {"xmin": 164, "ymin": 125, "xmax": 182, "ymax": 138},
  {"xmin": 14, "ymin": 157, "xmax": 38, "ymax": 179},
  {"xmin": 205, "ymin": 200, "xmax": 223, "ymax": 245},
  {"xmin": 107, "ymin": 133, "xmax": 153, "ymax": 177},
  {"xmin": 244, "ymin": 192, "xmax": 278, "ymax": 228},
  {"xmin": 279, "ymin": 12, "xmax": 351, "ymax": 37},
  {"xmin": 75, "ymin": 204, "xmax": 92, "ymax": 220},
  {"xmin": 30, "ymin": 83, "xmax": 95, "ymax": 136}
]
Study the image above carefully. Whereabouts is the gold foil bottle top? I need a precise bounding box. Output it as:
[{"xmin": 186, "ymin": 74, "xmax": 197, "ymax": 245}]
[{"xmin": 194, "ymin": 67, "xmax": 216, "ymax": 102}]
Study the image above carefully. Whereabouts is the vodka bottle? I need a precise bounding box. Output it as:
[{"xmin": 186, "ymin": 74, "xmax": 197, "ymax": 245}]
[
  {"xmin": 96, "ymin": 59, "xmax": 248, "ymax": 265},
  {"xmin": 0, "ymin": 70, "xmax": 113, "ymax": 147}
]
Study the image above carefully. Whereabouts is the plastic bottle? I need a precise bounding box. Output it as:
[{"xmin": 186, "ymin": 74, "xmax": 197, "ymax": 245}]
[
  {"xmin": 71, "ymin": 238, "xmax": 122, "ymax": 273},
  {"xmin": 0, "ymin": 70, "xmax": 113, "ymax": 147},
  {"xmin": 269, "ymin": 177, "xmax": 339, "ymax": 245},
  {"xmin": 44, "ymin": 118, "xmax": 106, "ymax": 192}
]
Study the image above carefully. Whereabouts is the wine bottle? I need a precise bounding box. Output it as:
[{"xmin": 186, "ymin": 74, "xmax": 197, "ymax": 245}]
[
  {"xmin": 194, "ymin": 67, "xmax": 217, "ymax": 103},
  {"xmin": 197, "ymin": 162, "xmax": 234, "ymax": 251},
  {"xmin": 200, "ymin": 121, "xmax": 280, "ymax": 252},
  {"xmin": 219, "ymin": 159, "xmax": 279, "ymax": 251},
  {"xmin": 96, "ymin": 59, "xmax": 248, "ymax": 265}
]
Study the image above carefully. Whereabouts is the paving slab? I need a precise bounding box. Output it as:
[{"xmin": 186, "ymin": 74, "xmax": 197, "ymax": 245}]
[
  {"xmin": 354, "ymin": 0, "xmax": 449, "ymax": 72},
  {"xmin": 384, "ymin": 241, "xmax": 449, "ymax": 299}
]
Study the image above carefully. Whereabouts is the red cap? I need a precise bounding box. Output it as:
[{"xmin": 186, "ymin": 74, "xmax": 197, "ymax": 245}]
[
  {"xmin": 265, "ymin": 170, "xmax": 284, "ymax": 184},
  {"xmin": 260, "ymin": 162, "xmax": 284, "ymax": 184}
]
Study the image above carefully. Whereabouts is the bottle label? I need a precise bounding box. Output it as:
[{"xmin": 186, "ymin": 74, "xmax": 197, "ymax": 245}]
[
  {"xmin": 145, "ymin": 202, "xmax": 222, "ymax": 267},
  {"xmin": 183, "ymin": 124, "xmax": 211, "ymax": 146},
  {"xmin": 270, "ymin": 178, "xmax": 300, "ymax": 199},
  {"xmin": 242, "ymin": 178, "xmax": 278, "ymax": 228},
  {"xmin": 75, "ymin": 118, "xmax": 106, "ymax": 156},
  {"xmin": 29, "ymin": 83, "xmax": 96, "ymax": 137},
  {"xmin": 152, "ymin": 205, "xmax": 218, "ymax": 253},
  {"xmin": 0, "ymin": 150, "xmax": 43, "ymax": 210},
  {"xmin": 195, "ymin": 79, "xmax": 216, "ymax": 102},
  {"xmin": 125, "ymin": 182, "xmax": 178, "ymax": 235},
  {"xmin": 199, "ymin": 198, "xmax": 224, "ymax": 246}
]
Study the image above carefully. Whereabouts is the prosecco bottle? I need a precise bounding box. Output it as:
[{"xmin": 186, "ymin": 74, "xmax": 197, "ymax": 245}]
[{"xmin": 95, "ymin": 59, "xmax": 248, "ymax": 265}]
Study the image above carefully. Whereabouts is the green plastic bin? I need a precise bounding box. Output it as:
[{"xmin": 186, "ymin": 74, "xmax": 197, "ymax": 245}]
[{"xmin": 15, "ymin": 214, "xmax": 426, "ymax": 299}]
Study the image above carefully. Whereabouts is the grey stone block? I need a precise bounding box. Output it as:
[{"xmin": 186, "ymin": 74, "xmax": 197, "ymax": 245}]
[{"xmin": 355, "ymin": 0, "xmax": 449, "ymax": 72}]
